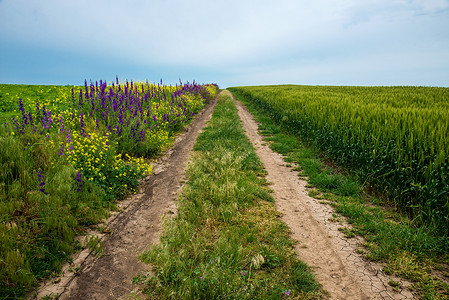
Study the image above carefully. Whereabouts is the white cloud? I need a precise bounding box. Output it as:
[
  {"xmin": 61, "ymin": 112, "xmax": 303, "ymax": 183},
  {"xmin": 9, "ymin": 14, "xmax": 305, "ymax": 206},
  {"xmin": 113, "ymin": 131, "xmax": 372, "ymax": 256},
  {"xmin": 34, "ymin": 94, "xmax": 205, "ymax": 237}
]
[{"xmin": 1, "ymin": 0, "xmax": 448, "ymax": 85}]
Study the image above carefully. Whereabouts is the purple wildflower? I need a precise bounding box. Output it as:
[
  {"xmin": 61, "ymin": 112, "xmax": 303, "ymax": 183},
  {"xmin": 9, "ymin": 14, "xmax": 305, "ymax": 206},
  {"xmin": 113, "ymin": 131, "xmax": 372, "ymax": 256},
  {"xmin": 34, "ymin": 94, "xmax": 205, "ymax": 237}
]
[
  {"xmin": 24, "ymin": 138, "xmax": 30, "ymax": 151},
  {"xmin": 59, "ymin": 116, "xmax": 64, "ymax": 133},
  {"xmin": 19, "ymin": 98, "xmax": 28, "ymax": 125},
  {"xmin": 76, "ymin": 171, "xmax": 83, "ymax": 192},
  {"xmin": 42, "ymin": 105, "xmax": 48, "ymax": 129},
  {"xmin": 38, "ymin": 170, "xmax": 48, "ymax": 195},
  {"xmin": 28, "ymin": 111, "xmax": 33, "ymax": 125},
  {"xmin": 59, "ymin": 144, "xmax": 64, "ymax": 156},
  {"xmin": 46, "ymin": 110, "xmax": 52, "ymax": 127},
  {"xmin": 80, "ymin": 113, "xmax": 85, "ymax": 136}
]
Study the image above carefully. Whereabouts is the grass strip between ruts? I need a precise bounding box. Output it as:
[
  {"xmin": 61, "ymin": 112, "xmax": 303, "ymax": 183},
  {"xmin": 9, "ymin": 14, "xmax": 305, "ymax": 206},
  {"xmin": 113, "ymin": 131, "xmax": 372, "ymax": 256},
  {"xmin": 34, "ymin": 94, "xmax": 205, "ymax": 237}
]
[
  {"xmin": 228, "ymin": 88, "xmax": 449, "ymax": 300},
  {"xmin": 139, "ymin": 92, "xmax": 324, "ymax": 299}
]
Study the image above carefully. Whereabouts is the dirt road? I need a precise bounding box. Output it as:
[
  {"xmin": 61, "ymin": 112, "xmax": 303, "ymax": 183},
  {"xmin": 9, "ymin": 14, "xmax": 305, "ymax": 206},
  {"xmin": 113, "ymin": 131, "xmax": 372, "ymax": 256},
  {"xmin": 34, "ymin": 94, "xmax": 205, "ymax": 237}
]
[
  {"xmin": 231, "ymin": 90, "xmax": 414, "ymax": 300},
  {"xmin": 35, "ymin": 99, "xmax": 217, "ymax": 300}
]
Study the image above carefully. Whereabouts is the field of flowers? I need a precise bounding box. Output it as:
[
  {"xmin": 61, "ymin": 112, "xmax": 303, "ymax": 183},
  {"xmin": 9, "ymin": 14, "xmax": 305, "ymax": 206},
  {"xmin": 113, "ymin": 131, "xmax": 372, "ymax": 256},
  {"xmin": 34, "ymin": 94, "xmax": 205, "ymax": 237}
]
[
  {"xmin": 0, "ymin": 79, "xmax": 218, "ymax": 297},
  {"xmin": 228, "ymin": 85, "xmax": 449, "ymax": 236}
]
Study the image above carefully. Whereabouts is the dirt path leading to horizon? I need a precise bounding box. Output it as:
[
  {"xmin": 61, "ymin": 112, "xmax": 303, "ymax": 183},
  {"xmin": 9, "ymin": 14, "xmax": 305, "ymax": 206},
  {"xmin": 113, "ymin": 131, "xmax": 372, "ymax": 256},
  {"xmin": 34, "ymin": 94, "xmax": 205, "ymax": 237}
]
[
  {"xmin": 35, "ymin": 99, "xmax": 217, "ymax": 300},
  {"xmin": 230, "ymin": 90, "xmax": 414, "ymax": 300}
]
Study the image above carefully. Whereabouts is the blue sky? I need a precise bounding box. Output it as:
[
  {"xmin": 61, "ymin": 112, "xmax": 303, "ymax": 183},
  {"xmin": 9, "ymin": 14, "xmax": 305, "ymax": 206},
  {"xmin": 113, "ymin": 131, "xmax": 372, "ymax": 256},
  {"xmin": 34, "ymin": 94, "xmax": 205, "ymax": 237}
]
[{"xmin": 1, "ymin": 0, "xmax": 448, "ymax": 87}]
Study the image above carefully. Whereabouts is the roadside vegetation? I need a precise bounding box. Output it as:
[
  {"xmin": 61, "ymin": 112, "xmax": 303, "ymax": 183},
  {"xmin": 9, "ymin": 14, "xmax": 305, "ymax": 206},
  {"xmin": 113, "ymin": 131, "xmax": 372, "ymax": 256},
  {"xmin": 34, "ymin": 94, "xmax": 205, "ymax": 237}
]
[
  {"xmin": 139, "ymin": 91, "xmax": 324, "ymax": 299},
  {"xmin": 229, "ymin": 86, "xmax": 449, "ymax": 299},
  {"xmin": 0, "ymin": 80, "xmax": 217, "ymax": 298}
]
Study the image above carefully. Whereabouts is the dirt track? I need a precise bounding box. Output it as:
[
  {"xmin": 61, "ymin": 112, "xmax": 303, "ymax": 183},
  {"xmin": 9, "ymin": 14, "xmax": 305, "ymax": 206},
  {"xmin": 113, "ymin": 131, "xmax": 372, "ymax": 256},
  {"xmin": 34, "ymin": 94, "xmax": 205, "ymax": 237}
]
[
  {"xmin": 231, "ymin": 89, "xmax": 414, "ymax": 300},
  {"xmin": 35, "ymin": 99, "xmax": 217, "ymax": 300}
]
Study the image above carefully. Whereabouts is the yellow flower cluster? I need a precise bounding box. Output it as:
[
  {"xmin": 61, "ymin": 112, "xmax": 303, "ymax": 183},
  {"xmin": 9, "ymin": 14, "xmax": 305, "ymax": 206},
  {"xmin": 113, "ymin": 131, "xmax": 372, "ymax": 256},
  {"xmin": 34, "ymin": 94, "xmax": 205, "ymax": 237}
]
[
  {"xmin": 204, "ymin": 84, "xmax": 218, "ymax": 98},
  {"xmin": 120, "ymin": 153, "xmax": 153, "ymax": 176},
  {"xmin": 65, "ymin": 130, "xmax": 152, "ymax": 190},
  {"xmin": 66, "ymin": 131, "xmax": 110, "ymax": 180},
  {"xmin": 145, "ymin": 129, "xmax": 170, "ymax": 152}
]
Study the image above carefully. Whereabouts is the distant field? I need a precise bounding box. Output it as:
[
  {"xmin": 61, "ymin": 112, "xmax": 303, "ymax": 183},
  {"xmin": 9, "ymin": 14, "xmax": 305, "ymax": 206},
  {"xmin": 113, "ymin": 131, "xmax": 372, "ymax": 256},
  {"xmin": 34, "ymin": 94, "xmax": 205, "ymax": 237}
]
[
  {"xmin": 228, "ymin": 85, "xmax": 449, "ymax": 235},
  {"xmin": 0, "ymin": 84, "xmax": 75, "ymax": 121}
]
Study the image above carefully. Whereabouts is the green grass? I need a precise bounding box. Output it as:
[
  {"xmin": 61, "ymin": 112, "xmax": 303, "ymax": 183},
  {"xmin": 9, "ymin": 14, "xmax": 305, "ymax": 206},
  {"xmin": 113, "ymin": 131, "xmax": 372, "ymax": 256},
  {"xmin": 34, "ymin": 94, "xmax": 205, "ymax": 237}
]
[
  {"xmin": 139, "ymin": 91, "xmax": 324, "ymax": 299},
  {"xmin": 229, "ymin": 88, "xmax": 449, "ymax": 300}
]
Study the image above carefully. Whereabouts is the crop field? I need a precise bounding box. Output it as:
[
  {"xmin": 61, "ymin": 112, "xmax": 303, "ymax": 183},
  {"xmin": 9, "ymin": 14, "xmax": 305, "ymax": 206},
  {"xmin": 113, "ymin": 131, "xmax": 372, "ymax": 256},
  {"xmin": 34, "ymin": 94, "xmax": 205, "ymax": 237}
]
[
  {"xmin": 0, "ymin": 79, "xmax": 218, "ymax": 298},
  {"xmin": 228, "ymin": 85, "xmax": 449, "ymax": 235}
]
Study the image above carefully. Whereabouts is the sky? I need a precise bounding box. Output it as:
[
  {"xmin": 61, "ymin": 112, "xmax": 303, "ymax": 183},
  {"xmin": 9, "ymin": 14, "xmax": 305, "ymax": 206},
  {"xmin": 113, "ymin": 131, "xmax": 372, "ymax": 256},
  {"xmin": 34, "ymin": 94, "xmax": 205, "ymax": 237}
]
[{"xmin": 0, "ymin": 0, "xmax": 448, "ymax": 88}]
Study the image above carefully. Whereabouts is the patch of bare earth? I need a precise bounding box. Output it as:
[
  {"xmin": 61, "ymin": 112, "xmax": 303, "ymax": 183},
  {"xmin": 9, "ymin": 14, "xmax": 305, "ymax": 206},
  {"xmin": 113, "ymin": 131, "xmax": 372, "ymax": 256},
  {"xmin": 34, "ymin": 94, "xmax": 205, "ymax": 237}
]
[
  {"xmin": 33, "ymin": 99, "xmax": 217, "ymax": 300},
  {"xmin": 230, "ymin": 90, "xmax": 415, "ymax": 300}
]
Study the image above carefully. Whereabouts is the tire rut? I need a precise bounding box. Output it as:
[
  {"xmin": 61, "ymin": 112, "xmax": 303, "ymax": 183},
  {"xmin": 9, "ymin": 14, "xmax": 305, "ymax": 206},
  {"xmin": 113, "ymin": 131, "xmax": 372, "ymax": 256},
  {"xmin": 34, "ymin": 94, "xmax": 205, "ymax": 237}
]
[{"xmin": 230, "ymin": 90, "xmax": 414, "ymax": 300}]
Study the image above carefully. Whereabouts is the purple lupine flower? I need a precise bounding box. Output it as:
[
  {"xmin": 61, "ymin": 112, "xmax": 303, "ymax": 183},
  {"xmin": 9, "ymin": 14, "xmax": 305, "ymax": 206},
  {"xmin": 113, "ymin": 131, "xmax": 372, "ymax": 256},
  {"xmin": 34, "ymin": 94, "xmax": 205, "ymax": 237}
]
[
  {"xmin": 139, "ymin": 130, "xmax": 145, "ymax": 141},
  {"xmin": 85, "ymin": 80, "xmax": 89, "ymax": 99},
  {"xmin": 66, "ymin": 128, "xmax": 71, "ymax": 143},
  {"xmin": 76, "ymin": 171, "xmax": 83, "ymax": 192},
  {"xmin": 19, "ymin": 98, "xmax": 28, "ymax": 125},
  {"xmin": 79, "ymin": 89, "xmax": 84, "ymax": 106},
  {"xmin": 59, "ymin": 144, "xmax": 64, "ymax": 156},
  {"xmin": 24, "ymin": 138, "xmax": 30, "ymax": 151},
  {"xmin": 46, "ymin": 110, "xmax": 52, "ymax": 127},
  {"xmin": 118, "ymin": 108, "xmax": 123, "ymax": 125},
  {"xmin": 38, "ymin": 170, "xmax": 48, "ymax": 195},
  {"xmin": 41, "ymin": 109, "xmax": 47, "ymax": 129},
  {"xmin": 28, "ymin": 111, "xmax": 33, "ymax": 125},
  {"xmin": 59, "ymin": 116, "xmax": 64, "ymax": 133},
  {"xmin": 36, "ymin": 101, "xmax": 40, "ymax": 120},
  {"xmin": 80, "ymin": 113, "xmax": 85, "ymax": 136}
]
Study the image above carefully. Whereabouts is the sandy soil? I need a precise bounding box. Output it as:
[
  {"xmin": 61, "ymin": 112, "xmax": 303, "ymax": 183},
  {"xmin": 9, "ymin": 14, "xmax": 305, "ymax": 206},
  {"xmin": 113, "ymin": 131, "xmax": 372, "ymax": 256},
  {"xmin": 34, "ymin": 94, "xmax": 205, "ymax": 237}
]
[
  {"xmin": 230, "ymin": 90, "xmax": 414, "ymax": 300},
  {"xmin": 34, "ymin": 99, "xmax": 217, "ymax": 300}
]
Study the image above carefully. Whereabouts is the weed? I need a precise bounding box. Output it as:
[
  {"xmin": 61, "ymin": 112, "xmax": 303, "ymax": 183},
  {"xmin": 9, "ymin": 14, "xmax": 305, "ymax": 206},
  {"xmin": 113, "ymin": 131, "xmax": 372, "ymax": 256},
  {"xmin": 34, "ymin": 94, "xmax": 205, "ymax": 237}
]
[{"xmin": 86, "ymin": 235, "xmax": 104, "ymax": 257}]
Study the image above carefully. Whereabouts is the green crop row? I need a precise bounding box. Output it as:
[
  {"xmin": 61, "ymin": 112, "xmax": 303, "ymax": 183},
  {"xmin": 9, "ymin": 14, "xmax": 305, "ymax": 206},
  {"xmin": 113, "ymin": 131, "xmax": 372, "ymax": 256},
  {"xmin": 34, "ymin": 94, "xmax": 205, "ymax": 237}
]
[{"xmin": 228, "ymin": 85, "xmax": 449, "ymax": 236}]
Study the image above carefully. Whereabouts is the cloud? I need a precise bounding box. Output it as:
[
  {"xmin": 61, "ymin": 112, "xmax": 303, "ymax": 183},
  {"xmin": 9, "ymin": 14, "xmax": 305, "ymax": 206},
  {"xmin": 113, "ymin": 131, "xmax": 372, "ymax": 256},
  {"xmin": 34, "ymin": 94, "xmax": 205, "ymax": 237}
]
[{"xmin": 1, "ymin": 0, "xmax": 448, "ymax": 86}]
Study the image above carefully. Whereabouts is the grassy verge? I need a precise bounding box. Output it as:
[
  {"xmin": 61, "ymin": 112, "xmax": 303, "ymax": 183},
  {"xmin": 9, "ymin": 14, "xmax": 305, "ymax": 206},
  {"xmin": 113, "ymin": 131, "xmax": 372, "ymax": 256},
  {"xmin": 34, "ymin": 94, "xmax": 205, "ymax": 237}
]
[
  {"xmin": 139, "ymin": 92, "xmax": 324, "ymax": 299},
  {"xmin": 229, "ymin": 88, "xmax": 449, "ymax": 299},
  {"xmin": 0, "ymin": 82, "xmax": 217, "ymax": 299}
]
